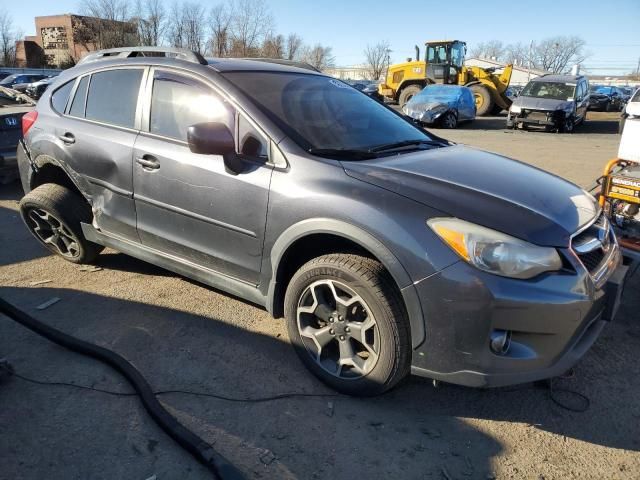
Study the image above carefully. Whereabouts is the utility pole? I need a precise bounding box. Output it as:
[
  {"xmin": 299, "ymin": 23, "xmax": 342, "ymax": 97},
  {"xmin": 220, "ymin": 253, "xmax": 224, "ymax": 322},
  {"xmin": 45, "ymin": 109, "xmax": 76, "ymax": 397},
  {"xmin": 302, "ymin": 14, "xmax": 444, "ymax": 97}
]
[{"xmin": 636, "ymin": 56, "xmax": 640, "ymax": 79}]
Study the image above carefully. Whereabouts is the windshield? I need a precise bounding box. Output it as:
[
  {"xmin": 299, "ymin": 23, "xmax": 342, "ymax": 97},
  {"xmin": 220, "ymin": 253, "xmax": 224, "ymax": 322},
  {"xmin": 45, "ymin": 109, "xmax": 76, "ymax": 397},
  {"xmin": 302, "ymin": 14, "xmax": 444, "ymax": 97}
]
[
  {"xmin": 591, "ymin": 86, "xmax": 613, "ymax": 95},
  {"xmin": 0, "ymin": 75, "xmax": 18, "ymax": 86},
  {"xmin": 521, "ymin": 81, "xmax": 576, "ymax": 100},
  {"xmin": 222, "ymin": 71, "xmax": 434, "ymax": 153}
]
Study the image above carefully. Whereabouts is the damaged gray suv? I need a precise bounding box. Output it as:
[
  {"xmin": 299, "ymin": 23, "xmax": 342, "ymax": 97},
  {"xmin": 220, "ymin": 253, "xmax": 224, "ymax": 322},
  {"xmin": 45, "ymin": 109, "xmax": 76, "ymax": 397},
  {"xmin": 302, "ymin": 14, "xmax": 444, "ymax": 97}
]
[{"xmin": 18, "ymin": 47, "xmax": 626, "ymax": 396}]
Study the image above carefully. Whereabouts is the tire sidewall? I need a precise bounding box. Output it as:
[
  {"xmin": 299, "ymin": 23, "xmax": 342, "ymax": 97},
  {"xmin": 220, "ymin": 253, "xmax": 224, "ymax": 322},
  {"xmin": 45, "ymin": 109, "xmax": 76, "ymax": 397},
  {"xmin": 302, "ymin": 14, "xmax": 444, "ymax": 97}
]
[{"xmin": 284, "ymin": 262, "xmax": 403, "ymax": 395}]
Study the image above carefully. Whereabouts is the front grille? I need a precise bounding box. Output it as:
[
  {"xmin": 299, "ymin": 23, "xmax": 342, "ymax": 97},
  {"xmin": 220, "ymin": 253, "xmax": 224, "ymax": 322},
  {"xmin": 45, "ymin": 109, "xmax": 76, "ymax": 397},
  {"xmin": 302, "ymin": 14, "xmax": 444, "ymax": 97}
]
[
  {"xmin": 572, "ymin": 214, "xmax": 614, "ymax": 275},
  {"xmin": 577, "ymin": 249, "xmax": 605, "ymax": 271},
  {"xmin": 526, "ymin": 111, "xmax": 548, "ymax": 121}
]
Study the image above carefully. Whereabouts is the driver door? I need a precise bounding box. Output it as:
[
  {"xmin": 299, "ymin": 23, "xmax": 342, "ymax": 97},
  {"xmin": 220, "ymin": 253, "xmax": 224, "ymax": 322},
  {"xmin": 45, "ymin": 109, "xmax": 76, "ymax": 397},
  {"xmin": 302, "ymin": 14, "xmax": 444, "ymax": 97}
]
[{"xmin": 132, "ymin": 68, "xmax": 273, "ymax": 284}]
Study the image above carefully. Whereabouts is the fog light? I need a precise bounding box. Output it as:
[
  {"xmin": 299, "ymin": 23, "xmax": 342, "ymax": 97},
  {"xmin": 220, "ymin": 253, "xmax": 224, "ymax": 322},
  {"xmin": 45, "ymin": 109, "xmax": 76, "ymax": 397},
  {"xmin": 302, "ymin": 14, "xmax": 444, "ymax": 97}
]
[{"xmin": 490, "ymin": 329, "xmax": 512, "ymax": 355}]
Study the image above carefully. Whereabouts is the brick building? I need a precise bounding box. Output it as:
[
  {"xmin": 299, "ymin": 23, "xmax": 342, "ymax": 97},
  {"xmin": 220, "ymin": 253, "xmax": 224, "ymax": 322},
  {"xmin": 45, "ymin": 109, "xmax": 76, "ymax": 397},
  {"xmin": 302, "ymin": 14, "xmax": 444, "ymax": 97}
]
[{"xmin": 16, "ymin": 14, "xmax": 137, "ymax": 68}]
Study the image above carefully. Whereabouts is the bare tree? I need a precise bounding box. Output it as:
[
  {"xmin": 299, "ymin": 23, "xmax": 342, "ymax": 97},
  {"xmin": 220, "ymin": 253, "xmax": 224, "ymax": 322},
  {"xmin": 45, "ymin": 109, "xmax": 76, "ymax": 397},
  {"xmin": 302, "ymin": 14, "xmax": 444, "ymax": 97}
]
[
  {"xmin": 285, "ymin": 33, "xmax": 302, "ymax": 60},
  {"xmin": 207, "ymin": 4, "xmax": 231, "ymax": 57},
  {"xmin": 134, "ymin": 0, "xmax": 165, "ymax": 46},
  {"xmin": 262, "ymin": 33, "xmax": 284, "ymax": 58},
  {"xmin": 469, "ymin": 40, "xmax": 505, "ymax": 60},
  {"xmin": 228, "ymin": 0, "xmax": 273, "ymax": 57},
  {"xmin": 363, "ymin": 41, "xmax": 390, "ymax": 80},
  {"xmin": 534, "ymin": 36, "xmax": 587, "ymax": 73},
  {"xmin": 481, "ymin": 36, "xmax": 588, "ymax": 73},
  {"xmin": 301, "ymin": 44, "xmax": 335, "ymax": 71},
  {"xmin": 0, "ymin": 12, "xmax": 18, "ymax": 66},
  {"xmin": 80, "ymin": 0, "xmax": 138, "ymax": 49},
  {"xmin": 167, "ymin": 1, "xmax": 205, "ymax": 53}
]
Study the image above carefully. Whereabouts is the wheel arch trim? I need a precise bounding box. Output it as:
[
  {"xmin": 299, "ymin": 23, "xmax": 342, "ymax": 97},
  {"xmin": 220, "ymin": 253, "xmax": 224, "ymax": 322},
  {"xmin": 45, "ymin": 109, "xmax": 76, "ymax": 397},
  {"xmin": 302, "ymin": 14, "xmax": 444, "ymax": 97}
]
[{"xmin": 265, "ymin": 218, "xmax": 426, "ymax": 349}]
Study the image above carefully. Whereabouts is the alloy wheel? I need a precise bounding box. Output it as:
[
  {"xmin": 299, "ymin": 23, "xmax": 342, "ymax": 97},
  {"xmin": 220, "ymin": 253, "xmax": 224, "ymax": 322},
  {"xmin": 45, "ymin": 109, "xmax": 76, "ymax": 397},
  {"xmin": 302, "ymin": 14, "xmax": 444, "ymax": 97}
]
[
  {"xmin": 296, "ymin": 279, "xmax": 379, "ymax": 379},
  {"xmin": 25, "ymin": 208, "xmax": 81, "ymax": 258}
]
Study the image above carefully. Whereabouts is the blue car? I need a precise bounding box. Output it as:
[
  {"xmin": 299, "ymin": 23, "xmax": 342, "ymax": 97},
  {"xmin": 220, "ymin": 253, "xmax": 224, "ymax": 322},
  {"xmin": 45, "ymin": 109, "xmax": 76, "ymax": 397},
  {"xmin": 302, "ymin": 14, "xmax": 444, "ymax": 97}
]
[{"xmin": 402, "ymin": 85, "xmax": 476, "ymax": 128}]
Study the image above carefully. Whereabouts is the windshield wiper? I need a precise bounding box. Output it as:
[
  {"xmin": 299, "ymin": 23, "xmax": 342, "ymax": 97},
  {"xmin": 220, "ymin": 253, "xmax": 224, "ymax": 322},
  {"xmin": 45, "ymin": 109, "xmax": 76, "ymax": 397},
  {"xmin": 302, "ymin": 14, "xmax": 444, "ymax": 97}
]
[
  {"xmin": 368, "ymin": 139, "xmax": 447, "ymax": 153},
  {"xmin": 308, "ymin": 148, "xmax": 378, "ymax": 160}
]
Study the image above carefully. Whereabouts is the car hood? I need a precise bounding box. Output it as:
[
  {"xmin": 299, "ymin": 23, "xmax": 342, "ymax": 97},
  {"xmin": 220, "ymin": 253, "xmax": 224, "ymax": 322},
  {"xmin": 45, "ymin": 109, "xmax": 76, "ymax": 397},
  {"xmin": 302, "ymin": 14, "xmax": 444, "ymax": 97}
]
[
  {"xmin": 514, "ymin": 96, "xmax": 574, "ymax": 111},
  {"xmin": 342, "ymin": 145, "xmax": 598, "ymax": 247}
]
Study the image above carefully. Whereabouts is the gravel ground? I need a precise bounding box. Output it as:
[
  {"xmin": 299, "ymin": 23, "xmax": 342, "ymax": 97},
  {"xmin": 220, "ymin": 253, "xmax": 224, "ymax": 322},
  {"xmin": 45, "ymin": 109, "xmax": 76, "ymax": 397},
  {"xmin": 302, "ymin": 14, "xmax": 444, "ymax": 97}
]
[{"xmin": 1, "ymin": 111, "xmax": 638, "ymax": 480}]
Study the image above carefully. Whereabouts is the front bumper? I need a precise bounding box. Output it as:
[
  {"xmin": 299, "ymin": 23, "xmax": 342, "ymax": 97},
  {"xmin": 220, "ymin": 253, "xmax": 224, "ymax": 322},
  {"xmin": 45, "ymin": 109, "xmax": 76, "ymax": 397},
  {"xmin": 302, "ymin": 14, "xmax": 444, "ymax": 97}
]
[
  {"xmin": 507, "ymin": 109, "xmax": 566, "ymax": 128},
  {"xmin": 408, "ymin": 247, "xmax": 625, "ymax": 388}
]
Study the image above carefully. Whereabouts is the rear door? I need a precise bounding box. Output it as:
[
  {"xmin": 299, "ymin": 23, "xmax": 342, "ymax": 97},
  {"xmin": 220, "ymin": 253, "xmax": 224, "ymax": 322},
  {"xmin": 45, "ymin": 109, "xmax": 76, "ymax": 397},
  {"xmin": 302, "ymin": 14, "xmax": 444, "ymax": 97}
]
[
  {"xmin": 132, "ymin": 68, "xmax": 273, "ymax": 284},
  {"xmin": 52, "ymin": 67, "xmax": 145, "ymax": 240}
]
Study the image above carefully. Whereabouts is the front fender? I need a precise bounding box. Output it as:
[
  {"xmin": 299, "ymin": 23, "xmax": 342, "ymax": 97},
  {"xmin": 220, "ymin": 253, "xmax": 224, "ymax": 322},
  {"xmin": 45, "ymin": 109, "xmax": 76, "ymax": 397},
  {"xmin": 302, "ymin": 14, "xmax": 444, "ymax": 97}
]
[{"xmin": 265, "ymin": 218, "xmax": 427, "ymax": 349}]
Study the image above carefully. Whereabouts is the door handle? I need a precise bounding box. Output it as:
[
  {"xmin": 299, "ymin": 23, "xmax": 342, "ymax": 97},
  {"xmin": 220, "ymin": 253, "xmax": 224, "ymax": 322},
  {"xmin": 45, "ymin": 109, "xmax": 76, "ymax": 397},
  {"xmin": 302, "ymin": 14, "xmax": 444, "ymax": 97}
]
[
  {"xmin": 58, "ymin": 132, "xmax": 75, "ymax": 144},
  {"xmin": 136, "ymin": 156, "xmax": 160, "ymax": 170}
]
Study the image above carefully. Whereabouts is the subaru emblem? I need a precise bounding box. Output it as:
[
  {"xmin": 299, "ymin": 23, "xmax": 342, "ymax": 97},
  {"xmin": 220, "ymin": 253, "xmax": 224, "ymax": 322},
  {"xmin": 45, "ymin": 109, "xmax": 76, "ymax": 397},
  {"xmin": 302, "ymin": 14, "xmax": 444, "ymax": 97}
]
[{"xmin": 5, "ymin": 117, "xmax": 17, "ymax": 126}]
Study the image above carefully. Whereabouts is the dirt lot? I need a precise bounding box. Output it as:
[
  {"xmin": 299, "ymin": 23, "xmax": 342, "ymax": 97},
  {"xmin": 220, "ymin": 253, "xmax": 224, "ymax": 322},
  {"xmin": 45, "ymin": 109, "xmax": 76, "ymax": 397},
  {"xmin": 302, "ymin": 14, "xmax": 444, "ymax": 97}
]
[{"xmin": 1, "ymin": 111, "xmax": 638, "ymax": 480}]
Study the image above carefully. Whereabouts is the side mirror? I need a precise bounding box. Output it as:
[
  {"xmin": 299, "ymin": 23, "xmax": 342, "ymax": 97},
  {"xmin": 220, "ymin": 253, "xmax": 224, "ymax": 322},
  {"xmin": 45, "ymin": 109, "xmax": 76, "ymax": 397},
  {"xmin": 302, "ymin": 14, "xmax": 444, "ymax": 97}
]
[{"xmin": 187, "ymin": 122, "xmax": 235, "ymax": 156}]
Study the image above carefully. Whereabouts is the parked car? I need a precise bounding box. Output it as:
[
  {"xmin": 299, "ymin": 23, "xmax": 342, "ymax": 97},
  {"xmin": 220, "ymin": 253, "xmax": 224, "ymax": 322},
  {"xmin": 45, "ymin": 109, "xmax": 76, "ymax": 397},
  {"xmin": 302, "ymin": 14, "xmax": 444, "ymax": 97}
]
[
  {"xmin": 0, "ymin": 87, "xmax": 35, "ymax": 183},
  {"xmin": 361, "ymin": 82, "xmax": 382, "ymax": 101},
  {"xmin": 619, "ymin": 87, "xmax": 640, "ymax": 133},
  {"xmin": 0, "ymin": 74, "xmax": 48, "ymax": 90},
  {"xmin": 403, "ymin": 84, "xmax": 475, "ymax": 128},
  {"xmin": 25, "ymin": 76, "xmax": 56, "ymax": 99},
  {"xmin": 589, "ymin": 85, "xmax": 624, "ymax": 111},
  {"xmin": 506, "ymin": 74, "xmax": 589, "ymax": 133},
  {"xmin": 0, "ymin": 72, "xmax": 11, "ymax": 81},
  {"xmin": 17, "ymin": 47, "xmax": 626, "ymax": 395}
]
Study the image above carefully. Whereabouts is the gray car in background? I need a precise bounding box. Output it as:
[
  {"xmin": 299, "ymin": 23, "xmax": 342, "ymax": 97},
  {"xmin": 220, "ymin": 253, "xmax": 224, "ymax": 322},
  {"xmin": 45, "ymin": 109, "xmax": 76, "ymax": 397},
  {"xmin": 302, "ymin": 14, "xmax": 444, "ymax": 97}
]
[
  {"xmin": 17, "ymin": 47, "xmax": 626, "ymax": 396},
  {"xmin": 507, "ymin": 74, "xmax": 590, "ymax": 132}
]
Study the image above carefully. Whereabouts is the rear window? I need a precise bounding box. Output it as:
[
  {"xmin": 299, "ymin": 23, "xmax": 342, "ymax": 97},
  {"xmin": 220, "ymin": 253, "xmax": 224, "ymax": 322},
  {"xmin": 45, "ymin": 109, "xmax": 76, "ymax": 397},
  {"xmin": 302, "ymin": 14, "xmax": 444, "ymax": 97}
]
[
  {"xmin": 51, "ymin": 81, "xmax": 74, "ymax": 114},
  {"xmin": 85, "ymin": 69, "xmax": 143, "ymax": 128}
]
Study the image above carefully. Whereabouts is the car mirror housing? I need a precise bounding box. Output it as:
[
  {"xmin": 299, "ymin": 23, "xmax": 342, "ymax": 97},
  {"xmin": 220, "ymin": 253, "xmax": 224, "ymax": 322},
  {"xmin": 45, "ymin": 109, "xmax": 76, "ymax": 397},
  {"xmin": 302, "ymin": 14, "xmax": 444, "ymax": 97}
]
[{"xmin": 187, "ymin": 122, "xmax": 235, "ymax": 156}]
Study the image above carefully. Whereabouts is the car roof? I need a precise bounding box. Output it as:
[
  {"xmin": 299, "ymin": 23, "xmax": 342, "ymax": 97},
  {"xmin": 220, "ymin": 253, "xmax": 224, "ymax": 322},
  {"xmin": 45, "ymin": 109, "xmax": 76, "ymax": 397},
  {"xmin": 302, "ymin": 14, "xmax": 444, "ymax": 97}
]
[
  {"xmin": 532, "ymin": 74, "xmax": 583, "ymax": 83},
  {"xmin": 207, "ymin": 57, "xmax": 322, "ymax": 74}
]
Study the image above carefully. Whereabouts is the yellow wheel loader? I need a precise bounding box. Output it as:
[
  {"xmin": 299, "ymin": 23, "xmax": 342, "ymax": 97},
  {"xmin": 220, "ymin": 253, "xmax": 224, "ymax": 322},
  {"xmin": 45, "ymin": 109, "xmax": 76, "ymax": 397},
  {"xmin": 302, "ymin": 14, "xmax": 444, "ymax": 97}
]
[{"xmin": 378, "ymin": 40, "xmax": 513, "ymax": 116}]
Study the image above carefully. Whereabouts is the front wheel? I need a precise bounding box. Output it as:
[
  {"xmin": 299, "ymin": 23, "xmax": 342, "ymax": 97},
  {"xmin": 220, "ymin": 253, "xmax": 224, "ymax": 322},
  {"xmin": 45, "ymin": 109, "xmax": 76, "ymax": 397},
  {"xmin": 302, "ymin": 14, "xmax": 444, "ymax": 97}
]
[
  {"xmin": 284, "ymin": 254, "xmax": 411, "ymax": 396},
  {"xmin": 19, "ymin": 183, "xmax": 103, "ymax": 264}
]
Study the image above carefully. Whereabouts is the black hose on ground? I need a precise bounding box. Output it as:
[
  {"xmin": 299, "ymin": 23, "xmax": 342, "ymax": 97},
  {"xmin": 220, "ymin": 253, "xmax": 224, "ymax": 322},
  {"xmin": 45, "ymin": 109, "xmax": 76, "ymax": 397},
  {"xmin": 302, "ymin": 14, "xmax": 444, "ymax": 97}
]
[{"xmin": 0, "ymin": 296, "xmax": 244, "ymax": 480}]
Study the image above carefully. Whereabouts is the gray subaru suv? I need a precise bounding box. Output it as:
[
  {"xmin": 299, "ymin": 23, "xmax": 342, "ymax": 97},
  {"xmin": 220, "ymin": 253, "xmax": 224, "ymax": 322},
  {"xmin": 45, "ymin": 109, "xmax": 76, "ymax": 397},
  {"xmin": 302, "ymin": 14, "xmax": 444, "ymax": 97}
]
[{"xmin": 17, "ymin": 47, "xmax": 626, "ymax": 395}]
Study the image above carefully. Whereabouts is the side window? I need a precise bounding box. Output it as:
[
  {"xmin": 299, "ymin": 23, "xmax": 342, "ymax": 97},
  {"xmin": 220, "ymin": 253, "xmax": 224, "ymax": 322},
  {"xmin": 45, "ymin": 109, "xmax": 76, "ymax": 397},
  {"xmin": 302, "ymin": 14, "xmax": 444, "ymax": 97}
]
[
  {"xmin": 85, "ymin": 69, "xmax": 143, "ymax": 128},
  {"xmin": 238, "ymin": 114, "xmax": 268, "ymax": 159},
  {"xmin": 69, "ymin": 76, "xmax": 90, "ymax": 118},
  {"xmin": 149, "ymin": 71, "xmax": 234, "ymax": 142},
  {"xmin": 50, "ymin": 80, "xmax": 74, "ymax": 114}
]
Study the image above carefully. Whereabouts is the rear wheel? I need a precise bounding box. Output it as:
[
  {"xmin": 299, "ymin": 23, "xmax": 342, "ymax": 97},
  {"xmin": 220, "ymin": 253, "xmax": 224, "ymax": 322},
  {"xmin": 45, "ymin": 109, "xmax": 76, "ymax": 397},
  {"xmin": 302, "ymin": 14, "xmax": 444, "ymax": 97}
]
[
  {"xmin": 284, "ymin": 254, "xmax": 411, "ymax": 396},
  {"xmin": 398, "ymin": 85, "xmax": 422, "ymax": 107},
  {"xmin": 469, "ymin": 84, "xmax": 494, "ymax": 116},
  {"xmin": 19, "ymin": 183, "xmax": 103, "ymax": 264},
  {"xmin": 439, "ymin": 111, "xmax": 458, "ymax": 129}
]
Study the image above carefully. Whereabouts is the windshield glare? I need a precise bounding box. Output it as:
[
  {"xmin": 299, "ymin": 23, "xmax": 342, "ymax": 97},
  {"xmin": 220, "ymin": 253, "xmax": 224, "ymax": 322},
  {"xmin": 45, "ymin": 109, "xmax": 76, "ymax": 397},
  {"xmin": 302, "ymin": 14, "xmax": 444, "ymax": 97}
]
[
  {"xmin": 521, "ymin": 81, "xmax": 575, "ymax": 100},
  {"xmin": 223, "ymin": 72, "xmax": 432, "ymax": 153}
]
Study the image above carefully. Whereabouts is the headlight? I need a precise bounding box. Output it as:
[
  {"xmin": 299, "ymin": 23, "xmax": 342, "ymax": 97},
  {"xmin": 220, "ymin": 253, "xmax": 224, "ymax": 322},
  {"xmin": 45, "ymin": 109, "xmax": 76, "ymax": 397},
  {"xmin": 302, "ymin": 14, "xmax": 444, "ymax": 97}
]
[
  {"xmin": 510, "ymin": 105, "xmax": 522, "ymax": 114},
  {"xmin": 427, "ymin": 218, "xmax": 563, "ymax": 279}
]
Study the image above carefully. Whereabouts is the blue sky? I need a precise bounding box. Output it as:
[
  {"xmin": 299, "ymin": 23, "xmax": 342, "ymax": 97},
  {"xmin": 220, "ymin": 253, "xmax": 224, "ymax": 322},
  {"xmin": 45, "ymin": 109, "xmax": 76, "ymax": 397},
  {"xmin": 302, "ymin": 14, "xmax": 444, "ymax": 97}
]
[{"xmin": 10, "ymin": 0, "xmax": 640, "ymax": 75}]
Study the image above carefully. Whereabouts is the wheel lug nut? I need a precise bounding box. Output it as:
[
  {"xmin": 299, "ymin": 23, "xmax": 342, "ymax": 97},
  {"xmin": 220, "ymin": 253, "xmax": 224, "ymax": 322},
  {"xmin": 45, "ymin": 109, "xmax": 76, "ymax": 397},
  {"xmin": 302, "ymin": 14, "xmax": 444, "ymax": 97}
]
[
  {"xmin": 338, "ymin": 316, "xmax": 344, "ymax": 321},
  {"xmin": 339, "ymin": 335, "xmax": 345, "ymax": 341},
  {"xmin": 329, "ymin": 318, "xmax": 334, "ymax": 323},
  {"xmin": 345, "ymin": 327, "xmax": 350, "ymax": 333},
  {"xmin": 329, "ymin": 329, "xmax": 335, "ymax": 335}
]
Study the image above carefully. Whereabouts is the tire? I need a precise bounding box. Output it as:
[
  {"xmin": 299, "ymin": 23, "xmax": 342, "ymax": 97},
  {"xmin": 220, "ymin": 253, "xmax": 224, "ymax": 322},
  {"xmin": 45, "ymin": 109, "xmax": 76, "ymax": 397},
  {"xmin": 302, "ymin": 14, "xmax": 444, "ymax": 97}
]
[
  {"xmin": 398, "ymin": 85, "xmax": 422, "ymax": 107},
  {"xmin": 439, "ymin": 111, "xmax": 458, "ymax": 129},
  {"xmin": 19, "ymin": 183, "xmax": 104, "ymax": 264},
  {"xmin": 469, "ymin": 84, "xmax": 493, "ymax": 116},
  {"xmin": 284, "ymin": 254, "xmax": 411, "ymax": 396},
  {"xmin": 559, "ymin": 116, "xmax": 574, "ymax": 134},
  {"xmin": 490, "ymin": 104, "xmax": 504, "ymax": 115}
]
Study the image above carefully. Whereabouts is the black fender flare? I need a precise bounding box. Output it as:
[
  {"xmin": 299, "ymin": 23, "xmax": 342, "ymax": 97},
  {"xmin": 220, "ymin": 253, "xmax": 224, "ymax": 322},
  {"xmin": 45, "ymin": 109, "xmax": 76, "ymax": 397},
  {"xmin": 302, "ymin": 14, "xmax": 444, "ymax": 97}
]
[{"xmin": 265, "ymin": 219, "xmax": 426, "ymax": 349}]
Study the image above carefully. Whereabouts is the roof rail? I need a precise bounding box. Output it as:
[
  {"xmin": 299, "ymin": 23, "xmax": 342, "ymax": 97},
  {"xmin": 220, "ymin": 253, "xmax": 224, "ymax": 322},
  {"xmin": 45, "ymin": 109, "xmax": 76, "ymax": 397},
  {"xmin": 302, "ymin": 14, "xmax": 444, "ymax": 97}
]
[{"xmin": 78, "ymin": 47, "xmax": 207, "ymax": 66}]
